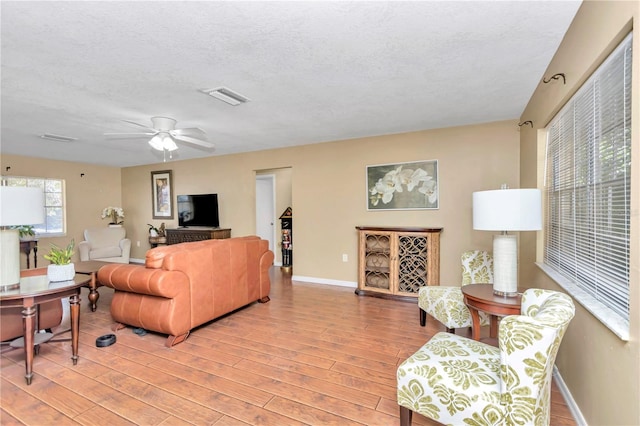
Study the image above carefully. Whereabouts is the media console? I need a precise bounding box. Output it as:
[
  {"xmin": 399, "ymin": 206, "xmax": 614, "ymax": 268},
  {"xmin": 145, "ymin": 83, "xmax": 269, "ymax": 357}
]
[{"xmin": 166, "ymin": 228, "xmax": 231, "ymax": 245}]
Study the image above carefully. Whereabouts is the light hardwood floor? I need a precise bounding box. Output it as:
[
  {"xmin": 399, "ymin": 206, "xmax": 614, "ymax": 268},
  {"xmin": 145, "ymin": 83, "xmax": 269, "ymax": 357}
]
[{"xmin": 1, "ymin": 268, "xmax": 576, "ymax": 425}]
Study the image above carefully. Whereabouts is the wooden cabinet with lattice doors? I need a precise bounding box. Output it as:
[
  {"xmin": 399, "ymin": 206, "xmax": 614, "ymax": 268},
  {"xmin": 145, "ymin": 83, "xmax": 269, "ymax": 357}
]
[{"xmin": 356, "ymin": 226, "xmax": 442, "ymax": 298}]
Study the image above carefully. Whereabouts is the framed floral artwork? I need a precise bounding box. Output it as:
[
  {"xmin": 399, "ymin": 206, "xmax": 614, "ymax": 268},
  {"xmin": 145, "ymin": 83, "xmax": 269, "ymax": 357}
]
[
  {"xmin": 366, "ymin": 160, "xmax": 439, "ymax": 210},
  {"xmin": 151, "ymin": 170, "xmax": 174, "ymax": 219}
]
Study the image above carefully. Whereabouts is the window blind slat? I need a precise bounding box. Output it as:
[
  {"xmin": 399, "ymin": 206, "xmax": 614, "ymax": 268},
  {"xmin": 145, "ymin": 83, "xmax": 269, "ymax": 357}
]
[{"xmin": 544, "ymin": 33, "xmax": 631, "ymax": 323}]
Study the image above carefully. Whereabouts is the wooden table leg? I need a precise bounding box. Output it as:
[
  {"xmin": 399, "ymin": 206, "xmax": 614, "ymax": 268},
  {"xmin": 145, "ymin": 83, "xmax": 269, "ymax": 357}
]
[
  {"xmin": 70, "ymin": 292, "xmax": 80, "ymax": 365},
  {"xmin": 469, "ymin": 306, "xmax": 481, "ymax": 341},
  {"xmin": 489, "ymin": 315, "xmax": 499, "ymax": 338},
  {"xmin": 21, "ymin": 304, "xmax": 36, "ymax": 385},
  {"xmin": 87, "ymin": 272, "xmax": 99, "ymax": 312}
]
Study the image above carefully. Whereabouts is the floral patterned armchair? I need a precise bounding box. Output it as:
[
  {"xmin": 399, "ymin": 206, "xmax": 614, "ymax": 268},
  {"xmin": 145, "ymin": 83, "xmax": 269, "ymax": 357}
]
[
  {"xmin": 397, "ymin": 289, "xmax": 575, "ymax": 426},
  {"xmin": 418, "ymin": 250, "xmax": 493, "ymax": 332}
]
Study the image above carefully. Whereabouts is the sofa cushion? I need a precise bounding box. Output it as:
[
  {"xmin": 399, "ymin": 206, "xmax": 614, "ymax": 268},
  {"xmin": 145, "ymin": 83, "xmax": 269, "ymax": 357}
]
[
  {"xmin": 91, "ymin": 246, "xmax": 122, "ymax": 259},
  {"xmin": 84, "ymin": 227, "xmax": 126, "ymax": 249}
]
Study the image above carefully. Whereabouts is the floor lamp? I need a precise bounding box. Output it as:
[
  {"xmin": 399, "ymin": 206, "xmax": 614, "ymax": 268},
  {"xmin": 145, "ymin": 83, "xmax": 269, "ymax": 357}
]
[
  {"xmin": 472, "ymin": 187, "xmax": 542, "ymax": 297},
  {"xmin": 0, "ymin": 186, "xmax": 45, "ymax": 290}
]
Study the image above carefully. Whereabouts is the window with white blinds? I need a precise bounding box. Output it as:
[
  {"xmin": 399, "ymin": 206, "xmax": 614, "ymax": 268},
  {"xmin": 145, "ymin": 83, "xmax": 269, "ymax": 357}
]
[
  {"xmin": 544, "ymin": 33, "xmax": 632, "ymax": 327},
  {"xmin": 2, "ymin": 176, "xmax": 66, "ymax": 236}
]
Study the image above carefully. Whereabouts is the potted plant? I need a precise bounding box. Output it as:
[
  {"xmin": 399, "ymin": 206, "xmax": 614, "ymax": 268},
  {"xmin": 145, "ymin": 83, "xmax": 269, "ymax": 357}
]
[
  {"xmin": 44, "ymin": 239, "xmax": 76, "ymax": 282},
  {"xmin": 12, "ymin": 225, "xmax": 36, "ymax": 241},
  {"xmin": 147, "ymin": 223, "xmax": 159, "ymax": 237},
  {"xmin": 147, "ymin": 223, "xmax": 167, "ymax": 247}
]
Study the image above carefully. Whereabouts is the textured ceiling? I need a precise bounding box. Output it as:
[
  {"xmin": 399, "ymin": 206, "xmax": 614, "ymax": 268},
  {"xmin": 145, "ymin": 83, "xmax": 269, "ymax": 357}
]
[{"xmin": 1, "ymin": 1, "xmax": 581, "ymax": 168}]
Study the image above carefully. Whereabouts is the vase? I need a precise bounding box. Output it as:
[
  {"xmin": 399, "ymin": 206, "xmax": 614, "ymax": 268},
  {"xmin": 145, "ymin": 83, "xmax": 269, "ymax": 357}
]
[{"xmin": 47, "ymin": 263, "xmax": 75, "ymax": 282}]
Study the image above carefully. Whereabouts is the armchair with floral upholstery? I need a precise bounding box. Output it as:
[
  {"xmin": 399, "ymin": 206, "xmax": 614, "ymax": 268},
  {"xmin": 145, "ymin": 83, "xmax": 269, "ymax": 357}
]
[
  {"xmin": 397, "ymin": 288, "xmax": 575, "ymax": 425},
  {"xmin": 418, "ymin": 250, "xmax": 493, "ymax": 332}
]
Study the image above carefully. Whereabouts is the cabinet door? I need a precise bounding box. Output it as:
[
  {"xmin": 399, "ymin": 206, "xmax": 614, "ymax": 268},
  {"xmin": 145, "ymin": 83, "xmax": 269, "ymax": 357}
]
[
  {"xmin": 395, "ymin": 232, "xmax": 430, "ymax": 296},
  {"xmin": 359, "ymin": 231, "xmax": 394, "ymax": 294}
]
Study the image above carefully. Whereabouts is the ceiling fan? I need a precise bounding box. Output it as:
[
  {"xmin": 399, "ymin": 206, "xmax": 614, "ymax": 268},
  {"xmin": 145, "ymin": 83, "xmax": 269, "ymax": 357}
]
[{"xmin": 104, "ymin": 116, "xmax": 214, "ymax": 152}]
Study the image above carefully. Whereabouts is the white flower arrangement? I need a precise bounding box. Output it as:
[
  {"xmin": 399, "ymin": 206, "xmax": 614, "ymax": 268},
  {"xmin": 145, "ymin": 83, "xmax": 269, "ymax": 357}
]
[
  {"xmin": 101, "ymin": 206, "xmax": 124, "ymax": 224},
  {"xmin": 369, "ymin": 166, "xmax": 438, "ymax": 207}
]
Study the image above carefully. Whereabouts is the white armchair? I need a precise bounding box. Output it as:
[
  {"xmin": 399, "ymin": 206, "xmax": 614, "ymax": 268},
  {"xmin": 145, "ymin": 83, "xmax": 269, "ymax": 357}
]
[
  {"xmin": 398, "ymin": 289, "xmax": 575, "ymax": 425},
  {"xmin": 418, "ymin": 250, "xmax": 493, "ymax": 332},
  {"xmin": 78, "ymin": 227, "xmax": 131, "ymax": 263}
]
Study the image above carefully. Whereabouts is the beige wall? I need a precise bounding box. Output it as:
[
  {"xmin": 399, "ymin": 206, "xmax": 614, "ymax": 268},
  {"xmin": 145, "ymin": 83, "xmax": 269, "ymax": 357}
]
[
  {"xmin": 2, "ymin": 121, "xmax": 519, "ymax": 282},
  {"xmin": 520, "ymin": 1, "xmax": 640, "ymax": 424},
  {"xmin": 120, "ymin": 120, "xmax": 519, "ymax": 285},
  {"xmin": 0, "ymin": 154, "xmax": 122, "ymax": 267}
]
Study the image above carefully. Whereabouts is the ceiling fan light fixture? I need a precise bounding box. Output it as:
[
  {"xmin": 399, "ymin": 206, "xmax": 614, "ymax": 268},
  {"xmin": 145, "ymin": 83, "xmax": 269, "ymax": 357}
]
[
  {"xmin": 199, "ymin": 87, "xmax": 250, "ymax": 106},
  {"xmin": 148, "ymin": 134, "xmax": 164, "ymax": 151},
  {"xmin": 162, "ymin": 134, "xmax": 178, "ymax": 151}
]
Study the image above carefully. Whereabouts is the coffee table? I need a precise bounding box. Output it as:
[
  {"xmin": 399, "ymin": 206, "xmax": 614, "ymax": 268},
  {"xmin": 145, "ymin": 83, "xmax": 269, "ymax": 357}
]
[
  {"xmin": 0, "ymin": 273, "xmax": 88, "ymax": 385},
  {"xmin": 461, "ymin": 284, "xmax": 522, "ymax": 344},
  {"xmin": 75, "ymin": 260, "xmax": 110, "ymax": 312}
]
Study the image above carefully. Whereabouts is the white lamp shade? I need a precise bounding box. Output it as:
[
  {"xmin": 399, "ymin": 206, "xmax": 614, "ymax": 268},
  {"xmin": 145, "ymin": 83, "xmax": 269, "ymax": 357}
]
[
  {"xmin": 473, "ymin": 188, "xmax": 542, "ymax": 231},
  {"xmin": 0, "ymin": 186, "xmax": 45, "ymax": 288},
  {"xmin": 0, "ymin": 186, "xmax": 45, "ymax": 226}
]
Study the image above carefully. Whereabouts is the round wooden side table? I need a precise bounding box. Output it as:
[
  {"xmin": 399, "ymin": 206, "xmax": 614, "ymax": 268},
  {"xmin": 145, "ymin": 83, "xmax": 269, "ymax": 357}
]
[{"xmin": 461, "ymin": 284, "xmax": 522, "ymax": 344}]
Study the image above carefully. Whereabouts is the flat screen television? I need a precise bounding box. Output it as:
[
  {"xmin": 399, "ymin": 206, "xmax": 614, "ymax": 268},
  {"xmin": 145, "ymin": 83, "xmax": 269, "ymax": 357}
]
[{"xmin": 177, "ymin": 193, "xmax": 220, "ymax": 228}]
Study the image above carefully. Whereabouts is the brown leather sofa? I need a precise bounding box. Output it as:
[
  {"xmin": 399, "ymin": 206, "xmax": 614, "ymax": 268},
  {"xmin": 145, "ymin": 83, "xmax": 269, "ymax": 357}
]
[{"xmin": 97, "ymin": 236, "xmax": 274, "ymax": 347}]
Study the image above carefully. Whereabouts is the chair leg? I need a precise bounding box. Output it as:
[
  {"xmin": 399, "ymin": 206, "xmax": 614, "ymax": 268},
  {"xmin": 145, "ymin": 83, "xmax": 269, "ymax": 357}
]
[
  {"xmin": 399, "ymin": 405, "xmax": 413, "ymax": 426},
  {"xmin": 419, "ymin": 309, "xmax": 426, "ymax": 327}
]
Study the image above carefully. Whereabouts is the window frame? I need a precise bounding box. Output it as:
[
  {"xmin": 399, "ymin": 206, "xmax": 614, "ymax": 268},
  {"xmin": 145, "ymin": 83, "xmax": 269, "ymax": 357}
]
[
  {"xmin": 540, "ymin": 32, "xmax": 632, "ymax": 341},
  {"xmin": 2, "ymin": 175, "xmax": 67, "ymax": 237}
]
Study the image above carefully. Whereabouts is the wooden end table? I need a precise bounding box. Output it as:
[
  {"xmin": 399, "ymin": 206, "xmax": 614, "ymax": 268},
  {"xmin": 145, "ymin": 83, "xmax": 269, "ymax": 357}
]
[
  {"xmin": 462, "ymin": 284, "xmax": 522, "ymax": 344},
  {"xmin": 20, "ymin": 240, "xmax": 38, "ymax": 269},
  {"xmin": 0, "ymin": 273, "xmax": 88, "ymax": 385},
  {"xmin": 75, "ymin": 260, "xmax": 110, "ymax": 312}
]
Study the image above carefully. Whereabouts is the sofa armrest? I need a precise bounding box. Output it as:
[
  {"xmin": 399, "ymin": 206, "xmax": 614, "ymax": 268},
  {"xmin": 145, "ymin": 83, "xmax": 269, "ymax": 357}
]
[
  {"xmin": 259, "ymin": 249, "xmax": 275, "ymax": 295},
  {"xmin": 98, "ymin": 263, "xmax": 188, "ymax": 298},
  {"xmin": 78, "ymin": 241, "xmax": 91, "ymax": 261},
  {"xmin": 119, "ymin": 238, "xmax": 131, "ymax": 261}
]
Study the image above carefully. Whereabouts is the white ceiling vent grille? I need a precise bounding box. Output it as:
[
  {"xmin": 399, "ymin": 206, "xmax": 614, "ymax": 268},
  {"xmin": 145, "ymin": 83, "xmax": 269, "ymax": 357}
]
[
  {"xmin": 199, "ymin": 87, "xmax": 250, "ymax": 106},
  {"xmin": 40, "ymin": 133, "xmax": 77, "ymax": 142}
]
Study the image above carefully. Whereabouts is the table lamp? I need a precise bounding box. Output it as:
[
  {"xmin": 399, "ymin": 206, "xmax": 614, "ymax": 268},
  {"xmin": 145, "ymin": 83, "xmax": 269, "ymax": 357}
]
[
  {"xmin": 472, "ymin": 187, "xmax": 542, "ymax": 297},
  {"xmin": 0, "ymin": 186, "xmax": 45, "ymax": 290}
]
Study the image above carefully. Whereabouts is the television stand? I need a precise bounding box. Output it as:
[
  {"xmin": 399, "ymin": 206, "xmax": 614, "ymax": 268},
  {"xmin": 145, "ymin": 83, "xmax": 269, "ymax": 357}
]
[{"xmin": 166, "ymin": 228, "xmax": 231, "ymax": 245}]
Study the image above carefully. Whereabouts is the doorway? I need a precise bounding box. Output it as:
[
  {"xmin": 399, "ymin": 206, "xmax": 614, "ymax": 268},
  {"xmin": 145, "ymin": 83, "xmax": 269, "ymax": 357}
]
[
  {"xmin": 255, "ymin": 167, "xmax": 292, "ymax": 267},
  {"xmin": 255, "ymin": 174, "xmax": 276, "ymax": 253}
]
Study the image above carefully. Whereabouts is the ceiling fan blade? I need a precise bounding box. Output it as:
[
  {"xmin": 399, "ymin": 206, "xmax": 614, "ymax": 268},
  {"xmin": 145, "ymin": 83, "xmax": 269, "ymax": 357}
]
[
  {"xmin": 173, "ymin": 134, "xmax": 215, "ymax": 149},
  {"xmin": 104, "ymin": 132, "xmax": 156, "ymax": 138},
  {"xmin": 171, "ymin": 127, "xmax": 206, "ymax": 138},
  {"xmin": 122, "ymin": 119, "xmax": 156, "ymax": 132}
]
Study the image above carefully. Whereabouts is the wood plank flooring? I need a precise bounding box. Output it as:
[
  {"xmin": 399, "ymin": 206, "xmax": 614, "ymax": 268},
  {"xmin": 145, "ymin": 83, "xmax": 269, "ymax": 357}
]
[{"xmin": 1, "ymin": 268, "xmax": 576, "ymax": 425}]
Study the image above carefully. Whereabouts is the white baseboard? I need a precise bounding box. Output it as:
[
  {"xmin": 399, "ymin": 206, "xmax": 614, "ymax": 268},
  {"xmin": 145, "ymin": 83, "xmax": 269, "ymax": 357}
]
[
  {"xmin": 553, "ymin": 366, "xmax": 587, "ymax": 425},
  {"xmin": 291, "ymin": 275, "xmax": 357, "ymax": 288}
]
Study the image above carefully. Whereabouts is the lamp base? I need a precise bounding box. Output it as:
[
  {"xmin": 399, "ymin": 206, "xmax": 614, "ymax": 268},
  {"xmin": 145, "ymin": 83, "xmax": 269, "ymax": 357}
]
[
  {"xmin": 493, "ymin": 288, "xmax": 519, "ymax": 298},
  {"xmin": 0, "ymin": 229, "xmax": 21, "ymax": 289},
  {"xmin": 492, "ymin": 234, "xmax": 518, "ymax": 297}
]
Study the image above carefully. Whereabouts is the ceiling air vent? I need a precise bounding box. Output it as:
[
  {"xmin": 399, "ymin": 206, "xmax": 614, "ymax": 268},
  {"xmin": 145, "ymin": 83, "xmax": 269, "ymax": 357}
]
[
  {"xmin": 40, "ymin": 133, "xmax": 77, "ymax": 142},
  {"xmin": 199, "ymin": 87, "xmax": 250, "ymax": 106}
]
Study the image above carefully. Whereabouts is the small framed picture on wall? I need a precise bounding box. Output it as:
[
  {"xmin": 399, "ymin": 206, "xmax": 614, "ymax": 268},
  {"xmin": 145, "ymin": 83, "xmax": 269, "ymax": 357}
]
[{"xmin": 151, "ymin": 170, "xmax": 174, "ymax": 219}]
